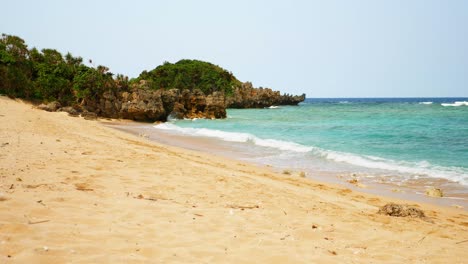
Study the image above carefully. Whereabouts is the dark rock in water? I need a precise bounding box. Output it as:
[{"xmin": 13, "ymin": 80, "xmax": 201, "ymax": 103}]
[
  {"xmin": 378, "ymin": 203, "xmax": 426, "ymax": 218},
  {"xmin": 37, "ymin": 101, "xmax": 61, "ymax": 112},
  {"xmin": 170, "ymin": 102, "xmax": 186, "ymax": 119},
  {"xmin": 205, "ymin": 91, "xmax": 226, "ymax": 119},
  {"xmin": 161, "ymin": 89, "xmax": 180, "ymax": 116},
  {"xmin": 425, "ymin": 187, "xmax": 444, "ymax": 198}
]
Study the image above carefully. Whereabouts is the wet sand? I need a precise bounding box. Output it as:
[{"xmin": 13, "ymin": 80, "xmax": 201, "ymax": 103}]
[
  {"xmin": 1, "ymin": 96, "xmax": 467, "ymax": 263},
  {"xmin": 107, "ymin": 122, "xmax": 468, "ymax": 209}
]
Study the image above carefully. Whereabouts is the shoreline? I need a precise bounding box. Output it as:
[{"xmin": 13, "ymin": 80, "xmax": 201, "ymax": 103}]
[
  {"xmin": 105, "ymin": 121, "xmax": 468, "ymax": 210},
  {"xmin": 1, "ymin": 97, "xmax": 467, "ymax": 262}
]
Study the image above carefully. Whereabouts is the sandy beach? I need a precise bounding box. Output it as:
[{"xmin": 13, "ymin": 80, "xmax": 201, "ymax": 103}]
[{"xmin": 1, "ymin": 96, "xmax": 467, "ymax": 263}]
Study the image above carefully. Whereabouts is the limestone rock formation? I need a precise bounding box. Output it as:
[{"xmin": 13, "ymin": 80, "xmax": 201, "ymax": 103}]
[
  {"xmin": 38, "ymin": 101, "xmax": 61, "ymax": 112},
  {"xmin": 425, "ymin": 187, "xmax": 444, "ymax": 198},
  {"xmin": 226, "ymin": 82, "xmax": 305, "ymax": 108},
  {"xmin": 50, "ymin": 81, "xmax": 304, "ymax": 122},
  {"xmin": 378, "ymin": 203, "xmax": 426, "ymax": 218},
  {"xmin": 120, "ymin": 89, "xmax": 166, "ymax": 121},
  {"xmin": 73, "ymin": 86, "xmax": 228, "ymax": 122}
]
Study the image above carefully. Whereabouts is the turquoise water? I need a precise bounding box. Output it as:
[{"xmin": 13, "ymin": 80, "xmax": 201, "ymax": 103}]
[{"xmin": 155, "ymin": 98, "xmax": 468, "ymax": 188}]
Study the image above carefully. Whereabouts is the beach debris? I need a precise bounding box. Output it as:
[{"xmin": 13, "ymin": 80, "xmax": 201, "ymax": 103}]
[
  {"xmin": 16, "ymin": 177, "xmax": 22, "ymax": 182},
  {"xmin": 298, "ymin": 171, "xmax": 306, "ymax": 178},
  {"xmin": 451, "ymin": 204, "xmax": 463, "ymax": 209},
  {"xmin": 378, "ymin": 203, "xmax": 426, "ymax": 218},
  {"xmin": 456, "ymin": 239, "xmax": 468, "ymax": 244},
  {"xmin": 134, "ymin": 194, "xmax": 158, "ymax": 201},
  {"xmin": 282, "ymin": 170, "xmax": 292, "ymax": 175},
  {"xmin": 138, "ymin": 133, "xmax": 149, "ymax": 139},
  {"xmin": 347, "ymin": 178, "xmax": 367, "ymax": 188},
  {"xmin": 0, "ymin": 195, "xmax": 9, "ymax": 202},
  {"xmin": 25, "ymin": 183, "xmax": 49, "ymax": 189},
  {"xmin": 226, "ymin": 204, "xmax": 260, "ymax": 210},
  {"xmin": 1, "ymin": 142, "xmax": 9, "ymax": 147},
  {"xmin": 348, "ymin": 179, "xmax": 358, "ymax": 184},
  {"xmin": 425, "ymin": 187, "xmax": 443, "ymax": 197},
  {"xmin": 74, "ymin": 183, "xmax": 94, "ymax": 191},
  {"xmin": 28, "ymin": 219, "xmax": 50, "ymax": 225}
]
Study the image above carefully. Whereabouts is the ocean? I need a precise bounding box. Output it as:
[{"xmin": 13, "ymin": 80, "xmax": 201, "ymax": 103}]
[{"xmin": 135, "ymin": 98, "xmax": 468, "ymax": 201}]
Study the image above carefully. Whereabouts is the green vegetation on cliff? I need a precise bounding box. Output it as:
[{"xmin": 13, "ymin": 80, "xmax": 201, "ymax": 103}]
[
  {"xmin": 0, "ymin": 34, "xmax": 125, "ymax": 105},
  {"xmin": 136, "ymin": 60, "xmax": 241, "ymax": 96},
  {"xmin": 0, "ymin": 34, "xmax": 305, "ymax": 118},
  {"xmin": 1, "ymin": 34, "xmax": 242, "ymax": 105}
]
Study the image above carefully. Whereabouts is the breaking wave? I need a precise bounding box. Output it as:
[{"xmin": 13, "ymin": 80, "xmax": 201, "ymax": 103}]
[
  {"xmin": 153, "ymin": 123, "xmax": 468, "ymax": 185},
  {"xmin": 441, "ymin": 101, "xmax": 468, "ymax": 107}
]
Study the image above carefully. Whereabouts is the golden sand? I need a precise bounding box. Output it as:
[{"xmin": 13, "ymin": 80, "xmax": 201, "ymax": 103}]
[{"xmin": 0, "ymin": 97, "xmax": 467, "ymax": 263}]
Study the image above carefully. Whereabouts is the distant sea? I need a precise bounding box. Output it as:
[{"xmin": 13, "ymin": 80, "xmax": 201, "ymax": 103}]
[{"xmin": 151, "ymin": 97, "xmax": 468, "ymax": 197}]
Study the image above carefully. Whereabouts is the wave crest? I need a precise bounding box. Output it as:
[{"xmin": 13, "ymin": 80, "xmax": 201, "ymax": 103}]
[
  {"xmin": 154, "ymin": 123, "xmax": 313, "ymax": 152},
  {"xmin": 441, "ymin": 101, "xmax": 468, "ymax": 107},
  {"xmin": 153, "ymin": 123, "xmax": 468, "ymax": 185}
]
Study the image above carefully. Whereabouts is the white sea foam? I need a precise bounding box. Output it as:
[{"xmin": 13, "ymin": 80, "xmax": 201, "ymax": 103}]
[
  {"xmin": 316, "ymin": 149, "xmax": 467, "ymax": 185},
  {"xmin": 268, "ymin": 106, "xmax": 280, "ymax": 109},
  {"xmin": 153, "ymin": 123, "xmax": 468, "ymax": 185},
  {"xmin": 419, "ymin": 101, "xmax": 433, "ymax": 105},
  {"xmin": 154, "ymin": 123, "xmax": 313, "ymax": 153},
  {"xmin": 441, "ymin": 101, "xmax": 468, "ymax": 107}
]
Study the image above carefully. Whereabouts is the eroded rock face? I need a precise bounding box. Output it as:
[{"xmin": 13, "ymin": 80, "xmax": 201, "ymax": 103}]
[
  {"xmin": 120, "ymin": 89, "xmax": 166, "ymax": 121},
  {"xmin": 226, "ymin": 82, "xmax": 305, "ymax": 108},
  {"xmin": 66, "ymin": 81, "xmax": 304, "ymax": 122},
  {"xmin": 77, "ymin": 87, "xmax": 226, "ymax": 122},
  {"xmin": 205, "ymin": 91, "xmax": 226, "ymax": 119}
]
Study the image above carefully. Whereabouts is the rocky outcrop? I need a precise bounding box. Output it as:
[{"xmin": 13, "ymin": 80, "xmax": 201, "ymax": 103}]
[
  {"xmin": 38, "ymin": 101, "xmax": 61, "ymax": 112},
  {"xmin": 378, "ymin": 203, "xmax": 426, "ymax": 218},
  {"xmin": 226, "ymin": 82, "xmax": 305, "ymax": 108},
  {"xmin": 75, "ymin": 83, "xmax": 227, "ymax": 122},
  {"xmin": 119, "ymin": 89, "xmax": 166, "ymax": 121},
  {"xmin": 47, "ymin": 81, "xmax": 304, "ymax": 122}
]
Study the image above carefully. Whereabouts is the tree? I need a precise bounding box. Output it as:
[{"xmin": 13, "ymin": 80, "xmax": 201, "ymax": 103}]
[
  {"xmin": 73, "ymin": 65, "xmax": 116, "ymax": 104},
  {"xmin": 135, "ymin": 59, "xmax": 241, "ymax": 96},
  {"xmin": 0, "ymin": 34, "xmax": 33, "ymax": 97}
]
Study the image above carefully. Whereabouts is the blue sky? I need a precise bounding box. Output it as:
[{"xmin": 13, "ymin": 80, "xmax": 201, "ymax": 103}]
[{"xmin": 1, "ymin": 0, "xmax": 467, "ymax": 97}]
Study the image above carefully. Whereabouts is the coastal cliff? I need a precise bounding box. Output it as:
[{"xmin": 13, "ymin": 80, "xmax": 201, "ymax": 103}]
[
  {"xmin": 68, "ymin": 80, "xmax": 305, "ymax": 122},
  {"xmin": 0, "ymin": 34, "xmax": 305, "ymax": 122}
]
